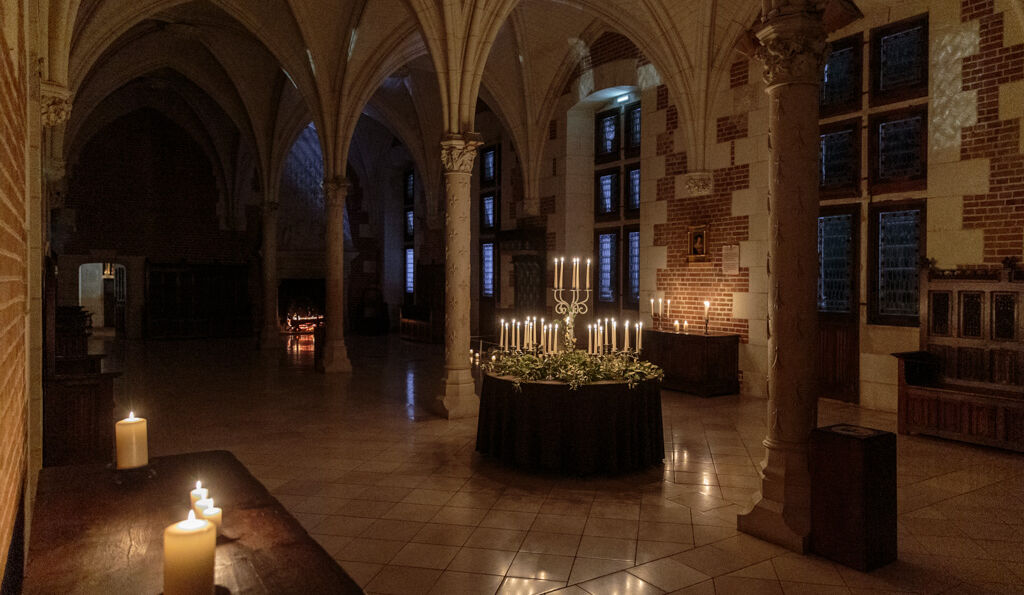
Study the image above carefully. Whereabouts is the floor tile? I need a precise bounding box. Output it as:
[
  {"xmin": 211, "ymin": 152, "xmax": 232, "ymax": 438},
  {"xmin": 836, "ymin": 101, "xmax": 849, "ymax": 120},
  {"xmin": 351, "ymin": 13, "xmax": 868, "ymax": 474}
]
[
  {"xmin": 576, "ymin": 535, "xmax": 637, "ymax": 561},
  {"xmin": 496, "ymin": 576, "xmax": 566, "ymax": 595},
  {"xmin": 532, "ymin": 514, "xmax": 588, "ymax": 535},
  {"xmin": 364, "ymin": 564, "xmax": 442, "ymax": 595},
  {"xmin": 448, "ymin": 547, "xmax": 517, "ymax": 575},
  {"xmin": 566, "ymin": 557, "xmax": 633, "ymax": 584},
  {"xmin": 465, "ymin": 526, "xmax": 528, "ymax": 551},
  {"xmin": 427, "ymin": 571, "xmax": 503, "ymax": 595},
  {"xmin": 507, "ymin": 552, "xmax": 575, "ymax": 581},
  {"xmin": 712, "ymin": 575, "xmax": 783, "ymax": 595},
  {"xmin": 411, "ymin": 522, "xmax": 476, "ymax": 546},
  {"xmin": 389, "ymin": 542, "xmax": 460, "ymax": 569},
  {"xmin": 519, "ymin": 530, "xmax": 582, "ymax": 556},
  {"xmin": 336, "ymin": 560, "xmax": 382, "ymax": 588},
  {"xmin": 627, "ymin": 557, "xmax": 710, "ymax": 591},
  {"xmin": 578, "ymin": 571, "xmax": 663, "ymax": 594},
  {"xmin": 334, "ymin": 537, "xmax": 406, "ymax": 564}
]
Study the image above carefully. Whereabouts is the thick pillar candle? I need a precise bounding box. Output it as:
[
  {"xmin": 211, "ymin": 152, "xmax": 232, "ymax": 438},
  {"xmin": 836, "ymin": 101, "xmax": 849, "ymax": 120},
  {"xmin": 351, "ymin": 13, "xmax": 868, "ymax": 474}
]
[
  {"xmin": 115, "ymin": 411, "xmax": 148, "ymax": 469},
  {"xmin": 194, "ymin": 497, "xmax": 215, "ymax": 518},
  {"xmin": 674, "ymin": 320, "xmax": 680, "ymax": 332},
  {"xmin": 200, "ymin": 506, "xmax": 222, "ymax": 531},
  {"xmin": 163, "ymin": 510, "xmax": 216, "ymax": 595},
  {"xmin": 190, "ymin": 481, "xmax": 208, "ymax": 509}
]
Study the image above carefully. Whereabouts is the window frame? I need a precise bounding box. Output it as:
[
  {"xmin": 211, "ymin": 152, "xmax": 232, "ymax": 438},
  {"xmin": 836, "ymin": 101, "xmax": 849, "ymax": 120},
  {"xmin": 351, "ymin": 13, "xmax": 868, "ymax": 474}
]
[
  {"xmin": 817, "ymin": 203, "xmax": 861, "ymax": 321},
  {"xmin": 479, "ymin": 145, "xmax": 500, "ymax": 186},
  {"xmin": 594, "ymin": 108, "xmax": 621, "ymax": 164},
  {"xmin": 869, "ymin": 14, "xmax": 929, "ymax": 107},
  {"xmin": 404, "ymin": 208, "xmax": 415, "ymax": 240},
  {"xmin": 593, "ymin": 228, "xmax": 621, "ymax": 310},
  {"xmin": 480, "ymin": 192, "xmax": 499, "ymax": 232},
  {"xmin": 624, "ymin": 102, "xmax": 642, "ymax": 159},
  {"xmin": 868, "ymin": 199, "xmax": 926, "ymax": 327},
  {"xmin": 819, "ymin": 117, "xmax": 862, "ymax": 200},
  {"xmin": 404, "ymin": 247, "xmax": 416, "ymax": 296},
  {"xmin": 594, "ymin": 167, "xmax": 621, "ymax": 222},
  {"xmin": 868, "ymin": 105, "xmax": 928, "ymax": 195},
  {"xmin": 820, "ymin": 33, "xmax": 863, "ymax": 118},
  {"xmin": 403, "ymin": 169, "xmax": 415, "ymax": 206}
]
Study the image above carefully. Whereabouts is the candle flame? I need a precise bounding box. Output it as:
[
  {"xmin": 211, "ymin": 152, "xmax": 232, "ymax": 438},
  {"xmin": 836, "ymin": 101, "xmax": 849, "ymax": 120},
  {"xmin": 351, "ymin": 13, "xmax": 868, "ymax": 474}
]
[
  {"xmin": 196, "ymin": 480, "xmax": 202, "ymax": 490},
  {"xmin": 704, "ymin": 300, "xmax": 710, "ymax": 307},
  {"xmin": 128, "ymin": 411, "xmax": 135, "ymax": 420},
  {"xmin": 188, "ymin": 510, "xmax": 196, "ymax": 521}
]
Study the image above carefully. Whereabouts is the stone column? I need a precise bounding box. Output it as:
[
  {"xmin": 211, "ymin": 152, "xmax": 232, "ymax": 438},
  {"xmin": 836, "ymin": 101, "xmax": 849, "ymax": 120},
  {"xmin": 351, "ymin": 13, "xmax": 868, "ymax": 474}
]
[
  {"xmin": 436, "ymin": 133, "xmax": 483, "ymax": 418},
  {"xmin": 737, "ymin": 4, "xmax": 828, "ymax": 553},
  {"xmin": 322, "ymin": 177, "xmax": 352, "ymax": 373},
  {"xmin": 260, "ymin": 200, "xmax": 280, "ymax": 349}
]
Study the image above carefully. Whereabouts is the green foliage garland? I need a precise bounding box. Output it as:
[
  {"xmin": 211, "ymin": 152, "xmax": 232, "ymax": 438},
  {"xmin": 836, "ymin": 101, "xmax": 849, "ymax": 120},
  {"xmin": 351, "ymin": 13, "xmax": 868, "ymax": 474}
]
[{"xmin": 483, "ymin": 349, "xmax": 663, "ymax": 390}]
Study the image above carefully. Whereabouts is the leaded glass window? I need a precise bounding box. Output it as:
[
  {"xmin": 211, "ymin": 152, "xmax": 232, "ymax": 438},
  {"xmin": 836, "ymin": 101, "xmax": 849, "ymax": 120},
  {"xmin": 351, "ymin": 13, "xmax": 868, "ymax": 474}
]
[
  {"xmin": 626, "ymin": 167, "xmax": 641, "ymax": 212},
  {"xmin": 481, "ymin": 148, "xmax": 496, "ymax": 184},
  {"xmin": 595, "ymin": 170, "xmax": 619, "ymax": 216},
  {"xmin": 482, "ymin": 194, "xmax": 495, "ymax": 230},
  {"xmin": 625, "ymin": 104, "xmax": 642, "ymax": 152},
  {"xmin": 821, "ymin": 46, "xmax": 857, "ymax": 110},
  {"xmin": 405, "ymin": 248, "xmax": 415, "ymax": 294},
  {"xmin": 404, "ymin": 171, "xmax": 414, "ymax": 204},
  {"xmin": 877, "ymin": 115, "xmax": 923, "ymax": 180},
  {"xmin": 877, "ymin": 209, "xmax": 920, "ymax": 318},
  {"xmin": 818, "ymin": 214, "xmax": 853, "ymax": 313},
  {"xmin": 820, "ymin": 129, "xmax": 857, "ymax": 189},
  {"xmin": 481, "ymin": 243, "xmax": 494, "ymax": 297},
  {"xmin": 595, "ymin": 109, "xmax": 620, "ymax": 162},
  {"xmin": 598, "ymin": 233, "xmax": 617, "ymax": 303},
  {"xmin": 627, "ymin": 230, "xmax": 640, "ymax": 304},
  {"xmin": 405, "ymin": 209, "xmax": 414, "ymax": 238},
  {"xmin": 879, "ymin": 25, "xmax": 925, "ymax": 91}
]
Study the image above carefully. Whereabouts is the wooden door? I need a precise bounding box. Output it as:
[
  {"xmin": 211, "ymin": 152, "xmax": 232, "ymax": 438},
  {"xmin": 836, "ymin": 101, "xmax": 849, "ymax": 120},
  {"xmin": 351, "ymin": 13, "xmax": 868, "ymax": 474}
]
[{"xmin": 818, "ymin": 205, "xmax": 860, "ymax": 402}]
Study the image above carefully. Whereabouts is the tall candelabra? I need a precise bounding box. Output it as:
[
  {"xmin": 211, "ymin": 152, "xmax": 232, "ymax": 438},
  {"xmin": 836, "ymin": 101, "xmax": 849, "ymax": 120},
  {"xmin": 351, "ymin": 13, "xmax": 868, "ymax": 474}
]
[{"xmin": 553, "ymin": 287, "xmax": 590, "ymax": 352}]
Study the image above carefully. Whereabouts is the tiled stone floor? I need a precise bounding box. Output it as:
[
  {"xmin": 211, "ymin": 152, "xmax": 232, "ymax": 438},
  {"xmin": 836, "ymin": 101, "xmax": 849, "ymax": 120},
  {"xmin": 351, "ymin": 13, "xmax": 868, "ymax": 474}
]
[{"xmin": 105, "ymin": 335, "xmax": 1024, "ymax": 594}]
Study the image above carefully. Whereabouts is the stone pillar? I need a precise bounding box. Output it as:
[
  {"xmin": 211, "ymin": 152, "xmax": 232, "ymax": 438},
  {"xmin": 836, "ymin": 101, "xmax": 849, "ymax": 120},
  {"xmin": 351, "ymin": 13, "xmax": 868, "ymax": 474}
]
[
  {"xmin": 322, "ymin": 177, "xmax": 352, "ymax": 373},
  {"xmin": 737, "ymin": 4, "xmax": 828, "ymax": 553},
  {"xmin": 260, "ymin": 200, "xmax": 280, "ymax": 349},
  {"xmin": 436, "ymin": 133, "xmax": 483, "ymax": 419}
]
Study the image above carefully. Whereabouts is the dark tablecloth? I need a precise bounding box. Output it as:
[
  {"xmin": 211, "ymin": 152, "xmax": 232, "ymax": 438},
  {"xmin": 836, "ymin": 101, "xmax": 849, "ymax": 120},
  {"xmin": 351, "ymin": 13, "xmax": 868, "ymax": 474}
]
[{"xmin": 476, "ymin": 374, "xmax": 665, "ymax": 474}]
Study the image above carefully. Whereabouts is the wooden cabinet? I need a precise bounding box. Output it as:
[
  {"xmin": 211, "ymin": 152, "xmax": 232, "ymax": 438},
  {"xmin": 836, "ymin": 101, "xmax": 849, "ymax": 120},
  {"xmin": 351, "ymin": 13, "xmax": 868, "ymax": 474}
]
[{"xmin": 641, "ymin": 330, "xmax": 740, "ymax": 396}]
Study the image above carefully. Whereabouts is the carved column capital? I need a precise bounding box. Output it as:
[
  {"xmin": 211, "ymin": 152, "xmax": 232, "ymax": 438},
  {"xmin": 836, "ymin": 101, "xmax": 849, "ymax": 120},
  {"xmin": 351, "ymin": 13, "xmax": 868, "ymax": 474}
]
[
  {"xmin": 755, "ymin": 12, "xmax": 828, "ymax": 87},
  {"xmin": 440, "ymin": 133, "xmax": 484, "ymax": 174},
  {"xmin": 323, "ymin": 176, "xmax": 350, "ymax": 207},
  {"xmin": 41, "ymin": 83, "xmax": 72, "ymax": 127}
]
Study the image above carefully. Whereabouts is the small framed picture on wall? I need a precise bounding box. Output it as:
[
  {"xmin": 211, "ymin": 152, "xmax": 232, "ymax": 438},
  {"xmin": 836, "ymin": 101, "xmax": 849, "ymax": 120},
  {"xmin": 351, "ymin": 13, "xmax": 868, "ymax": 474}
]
[{"xmin": 688, "ymin": 226, "xmax": 708, "ymax": 262}]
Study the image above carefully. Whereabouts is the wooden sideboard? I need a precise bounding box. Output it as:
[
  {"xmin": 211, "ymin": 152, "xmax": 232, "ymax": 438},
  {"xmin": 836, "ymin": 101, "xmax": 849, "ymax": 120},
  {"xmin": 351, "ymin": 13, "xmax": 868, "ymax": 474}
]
[{"xmin": 641, "ymin": 329, "xmax": 740, "ymax": 396}]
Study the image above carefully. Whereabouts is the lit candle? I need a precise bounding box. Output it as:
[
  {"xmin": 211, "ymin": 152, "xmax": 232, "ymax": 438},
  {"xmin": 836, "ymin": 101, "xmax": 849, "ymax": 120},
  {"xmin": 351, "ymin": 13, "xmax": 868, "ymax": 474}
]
[
  {"xmin": 650, "ymin": 298, "xmax": 655, "ymax": 317},
  {"xmin": 573, "ymin": 258, "xmax": 579, "ymax": 289},
  {"xmin": 115, "ymin": 411, "xmax": 148, "ymax": 469},
  {"xmin": 553, "ymin": 258, "xmax": 559, "ymax": 289},
  {"xmin": 500, "ymin": 319, "xmax": 505, "ymax": 349},
  {"xmin": 674, "ymin": 320, "xmax": 680, "ymax": 332},
  {"xmin": 163, "ymin": 510, "xmax": 216, "ymax": 595},
  {"xmin": 667, "ymin": 299, "xmax": 671, "ymax": 317},
  {"xmin": 588, "ymin": 325, "xmax": 593, "ymax": 353},
  {"xmin": 553, "ymin": 324, "xmax": 559, "ymax": 352},
  {"xmin": 684, "ymin": 320, "xmax": 689, "ymax": 333},
  {"xmin": 194, "ymin": 497, "xmax": 215, "ymax": 518},
  {"xmin": 659, "ymin": 298, "xmax": 663, "ymax": 317},
  {"xmin": 612, "ymin": 319, "xmax": 617, "ymax": 351},
  {"xmin": 637, "ymin": 322, "xmax": 643, "ymax": 352},
  {"xmin": 624, "ymin": 321, "xmax": 631, "ymax": 351},
  {"xmin": 190, "ymin": 481, "xmax": 208, "ymax": 509},
  {"xmin": 704, "ymin": 300, "xmax": 710, "ymax": 318},
  {"xmin": 585, "ymin": 259, "xmax": 591, "ymax": 290},
  {"xmin": 559, "ymin": 257, "xmax": 565, "ymax": 289},
  {"xmin": 200, "ymin": 506, "xmax": 222, "ymax": 531}
]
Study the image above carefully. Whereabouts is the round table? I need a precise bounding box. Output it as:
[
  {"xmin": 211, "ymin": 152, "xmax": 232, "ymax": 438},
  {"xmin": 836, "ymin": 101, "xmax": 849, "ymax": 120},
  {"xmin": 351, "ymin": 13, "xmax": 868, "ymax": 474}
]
[{"xmin": 475, "ymin": 374, "xmax": 664, "ymax": 474}]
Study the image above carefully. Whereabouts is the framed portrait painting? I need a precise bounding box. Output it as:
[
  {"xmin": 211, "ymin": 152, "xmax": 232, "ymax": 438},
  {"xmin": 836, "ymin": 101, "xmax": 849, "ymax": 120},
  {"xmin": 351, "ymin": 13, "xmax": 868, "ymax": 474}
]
[{"xmin": 688, "ymin": 226, "xmax": 708, "ymax": 262}]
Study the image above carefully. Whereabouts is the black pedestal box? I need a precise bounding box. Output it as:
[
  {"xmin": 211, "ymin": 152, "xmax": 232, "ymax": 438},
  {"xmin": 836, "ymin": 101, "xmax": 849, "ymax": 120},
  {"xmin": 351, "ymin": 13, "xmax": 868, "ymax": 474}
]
[{"xmin": 810, "ymin": 424, "xmax": 897, "ymax": 571}]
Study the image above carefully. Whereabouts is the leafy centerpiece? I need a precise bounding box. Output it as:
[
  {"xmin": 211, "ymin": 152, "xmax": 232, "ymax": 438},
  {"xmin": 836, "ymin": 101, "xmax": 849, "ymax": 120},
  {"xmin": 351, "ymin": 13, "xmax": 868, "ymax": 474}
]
[{"xmin": 484, "ymin": 349, "xmax": 663, "ymax": 390}]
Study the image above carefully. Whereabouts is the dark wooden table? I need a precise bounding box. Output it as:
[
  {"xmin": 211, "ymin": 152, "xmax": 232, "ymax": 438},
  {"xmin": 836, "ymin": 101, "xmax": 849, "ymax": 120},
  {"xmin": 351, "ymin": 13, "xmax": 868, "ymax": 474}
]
[
  {"xmin": 24, "ymin": 450, "xmax": 361, "ymax": 594},
  {"xmin": 476, "ymin": 374, "xmax": 664, "ymax": 474},
  {"xmin": 641, "ymin": 329, "xmax": 740, "ymax": 396}
]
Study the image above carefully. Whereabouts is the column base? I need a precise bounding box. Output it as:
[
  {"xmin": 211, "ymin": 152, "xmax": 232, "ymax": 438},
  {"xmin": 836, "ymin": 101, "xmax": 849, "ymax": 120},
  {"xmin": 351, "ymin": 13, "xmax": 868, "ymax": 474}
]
[
  {"xmin": 435, "ymin": 368, "xmax": 479, "ymax": 419},
  {"xmin": 322, "ymin": 339, "xmax": 352, "ymax": 373},
  {"xmin": 738, "ymin": 496, "xmax": 809, "ymax": 553},
  {"xmin": 260, "ymin": 327, "xmax": 281, "ymax": 350}
]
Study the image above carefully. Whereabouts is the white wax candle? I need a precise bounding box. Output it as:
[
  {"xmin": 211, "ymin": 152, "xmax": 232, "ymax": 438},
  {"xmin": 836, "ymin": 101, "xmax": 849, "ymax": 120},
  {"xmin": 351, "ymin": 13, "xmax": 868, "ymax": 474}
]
[
  {"xmin": 650, "ymin": 298, "xmax": 655, "ymax": 317},
  {"xmin": 612, "ymin": 320, "xmax": 617, "ymax": 351},
  {"xmin": 667, "ymin": 300, "xmax": 671, "ymax": 317},
  {"xmin": 553, "ymin": 324, "xmax": 558, "ymax": 352},
  {"xmin": 200, "ymin": 506, "xmax": 222, "ymax": 531},
  {"xmin": 659, "ymin": 298, "xmax": 663, "ymax": 317},
  {"xmin": 588, "ymin": 325, "xmax": 593, "ymax": 353},
  {"xmin": 684, "ymin": 320, "xmax": 689, "ymax": 333},
  {"xmin": 190, "ymin": 481, "xmax": 208, "ymax": 509},
  {"xmin": 553, "ymin": 258, "xmax": 559, "ymax": 289},
  {"xmin": 559, "ymin": 257, "xmax": 565, "ymax": 289},
  {"xmin": 674, "ymin": 320, "xmax": 680, "ymax": 332},
  {"xmin": 164, "ymin": 510, "xmax": 216, "ymax": 595},
  {"xmin": 194, "ymin": 497, "xmax": 215, "ymax": 518},
  {"xmin": 624, "ymin": 321, "xmax": 631, "ymax": 350},
  {"xmin": 637, "ymin": 323, "xmax": 643, "ymax": 352},
  {"xmin": 115, "ymin": 412, "xmax": 148, "ymax": 469},
  {"xmin": 500, "ymin": 319, "xmax": 505, "ymax": 349},
  {"xmin": 586, "ymin": 259, "xmax": 591, "ymax": 290},
  {"xmin": 704, "ymin": 300, "xmax": 710, "ymax": 317}
]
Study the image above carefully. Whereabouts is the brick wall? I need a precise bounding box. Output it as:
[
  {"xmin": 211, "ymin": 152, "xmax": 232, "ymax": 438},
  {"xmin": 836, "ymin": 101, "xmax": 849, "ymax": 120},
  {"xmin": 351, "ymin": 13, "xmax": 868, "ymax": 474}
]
[
  {"xmin": 0, "ymin": 0, "xmax": 28, "ymax": 573},
  {"xmin": 959, "ymin": 1, "xmax": 1024, "ymax": 264},
  {"xmin": 651, "ymin": 86, "xmax": 751, "ymax": 340}
]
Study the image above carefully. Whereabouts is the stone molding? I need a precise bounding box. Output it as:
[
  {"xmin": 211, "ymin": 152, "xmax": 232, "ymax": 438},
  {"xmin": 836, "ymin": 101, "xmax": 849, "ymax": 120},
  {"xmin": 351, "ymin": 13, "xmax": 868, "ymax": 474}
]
[
  {"xmin": 322, "ymin": 177, "xmax": 349, "ymax": 206},
  {"xmin": 41, "ymin": 83, "xmax": 72, "ymax": 127},
  {"xmin": 755, "ymin": 14, "xmax": 828, "ymax": 87},
  {"xmin": 440, "ymin": 134, "xmax": 484, "ymax": 173}
]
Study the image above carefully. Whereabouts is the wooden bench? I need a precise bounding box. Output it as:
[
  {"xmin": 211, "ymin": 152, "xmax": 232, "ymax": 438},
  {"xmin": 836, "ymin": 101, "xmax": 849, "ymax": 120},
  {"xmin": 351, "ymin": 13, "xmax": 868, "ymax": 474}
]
[
  {"xmin": 24, "ymin": 450, "xmax": 361, "ymax": 594},
  {"xmin": 894, "ymin": 263, "xmax": 1024, "ymax": 452}
]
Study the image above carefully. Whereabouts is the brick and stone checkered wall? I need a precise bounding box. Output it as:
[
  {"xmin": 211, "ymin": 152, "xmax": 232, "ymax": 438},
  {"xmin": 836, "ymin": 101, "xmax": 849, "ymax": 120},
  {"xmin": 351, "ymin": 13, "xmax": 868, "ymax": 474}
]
[
  {"xmin": 959, "ymin": 0, "xmax": 1024, "ymax": 264},
  {"xmin": 0, "ymin": 0, "xmax": 28, "ymax": 572}
]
